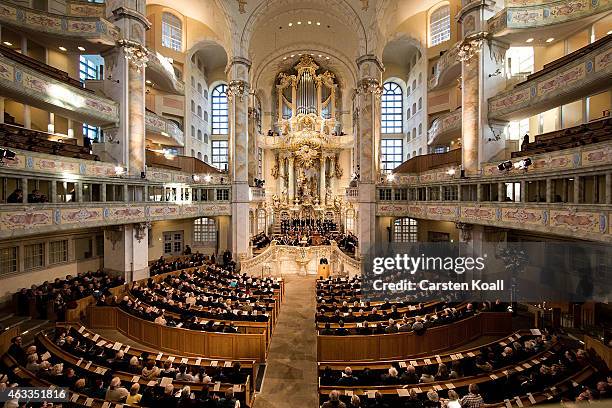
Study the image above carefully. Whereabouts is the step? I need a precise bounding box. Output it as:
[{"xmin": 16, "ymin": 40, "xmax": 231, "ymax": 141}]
[
  {"xmin": 19, "ymin": 319, "xmax": 50, "ymax": 336},
  {"xmin": 2, "ymin": 315, "xmax": 30, "ymax": 330},
  {"xmin": 0, "ymin": 312, "xmax": 15, "ymax": 322}
]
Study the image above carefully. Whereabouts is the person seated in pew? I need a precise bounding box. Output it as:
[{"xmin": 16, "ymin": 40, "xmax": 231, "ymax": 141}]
[
  {"xmin": 384, "ymin": 319, "xmax": 398, "ymax": 334},
  {"xmin": 321, "ymin": 390, "xmax": 346, "ymax": 408},
  {"xmin": 106, "ymin": 376, "xmax": 129, "ymax": 402},
  {"xmin": 359, "ymin": 321, "xmax": 373, "ymax": 335},
  {"xmin": 400, "ymin": 364, "xmax": 419, "ymax": 384},
  {"xmin": 459, "ymin": 384, "xmax": 484, "ymax": 408},
  {"xmin": 8, "ymin": 336, "xmax": 26, "ymax": 365},
  {"xmin": 217, "ymin": 388, "xmax": 239, "ymax": 408},
  {"xmin": 126, "ymin": 383, "xmax": 143, "ymax": 406},
  {"xmin": 423, "ymin": 391, "xmax": 441, "ymax": 408},
  {"xmin": 161, "ymin": 361, "xmax": 177, "ymax": 379},
  {"xmin": 334, "ymin": 320, "xmax": 349, "ymax": 336},
  {"xmin": 336, "ymin": 367, "xmax": 358, "ymax": 386},
  {"xmin": 6, "ymin": 188, "xmax": 23, "ymax": 203}
]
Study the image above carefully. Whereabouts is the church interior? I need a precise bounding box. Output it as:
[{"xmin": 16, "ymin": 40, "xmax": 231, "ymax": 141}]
[{"xmin": 0, "ymin": 0, "xmax": 611, "ymax": 406}]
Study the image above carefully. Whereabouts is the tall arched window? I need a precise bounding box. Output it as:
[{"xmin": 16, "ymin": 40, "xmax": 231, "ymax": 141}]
[
  {"xmin": 394, "ymin": 218, "xmax": 418, "ymax": 242},
  {"xmin": 345, "ymin": 209, "xmax": 355, "ymax": 233},
  {"xmin": 162, "ymin": 12, "xmax": 182, "ymax": 51},
  {"xmin": 418, "ymin": 97, "xmax": 423, "ymax": 110},
  {"xmin": 212, "ymin": 84, "xmax": 228, "ymax": 135},
  {"xmin": 197, "ymin": 152, "xmax": 202, "ymax": 160},
  {"xmin": 381, "ymin": 82, "xmax": 403, "ymax": 134},
  {"xmin": 430, "ymin": 4, "xmax": 451, "ymax": 46},
  {"xmin": 193, "ymin": 217, "xmax": 216, "ymax": 243},
  {"xmin": 257, "ymin": 210, "xmax": 266, "ymax": 233}
]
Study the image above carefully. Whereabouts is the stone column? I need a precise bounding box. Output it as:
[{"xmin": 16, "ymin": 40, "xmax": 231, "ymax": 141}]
[
  {"xmin": 457, "ymin": 3, "xmax": 509, "ymax": 175},
  {"xmin": 227, "ymin": 57, "xmax": 251, "ymax": 261},
  {"xmin": 247, "ymin": 105, "xmax": 258, "ymax": 184},
  {"xmin": 23, "ymin": 105, "xmax": 31, "ymax": 129},
  {"xmin": 330, "ymin": 155, "xmax": 337, "ymax": 200},
  {"xmin": 545, "ymin": 178, "xmax": 552, "ymax": 203},
  {"xmin": 67, "ymin": 119, "xmax": 74, "ymax": 139},
  {"xmin": 288, "ymin": 157, "xmax": 295, "ymax": 200},
  {"xmin": 48, "ymin": 112, "xmax": 55, "ymax": 134},
  {"xmin": 355, "ymin": 55, "xmax": 383, "ymax": 257},
  {"xmin": 104, "ymin": 223, "xmax": 150, "ymax": 282},
  {"xmin": 101, "ymin": 0, "xmax": 150, "ymax": 175},
  {"xmin": 21, "ymin": 178, "xmax": 28, "ymax": 203},
  {"xmin": 606, "ymin": 173, "xmax": 612, "ymax": 204},
  {"xmin": 320, "ymin": 156, "xmax": 326, "ymax": 204},
  {"xmin": 574, "ymin": 177, "xmax": 582, "ymax": 204}
]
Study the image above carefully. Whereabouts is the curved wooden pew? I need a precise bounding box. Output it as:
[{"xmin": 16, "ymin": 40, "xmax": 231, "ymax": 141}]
[
  {"xmin": 317, "ymin": 312, "xmax": 513, "ymax": 362},
  {"xmin": 87, "ymin": 306, "xmax": 268, "ymax": 362},
  {"xmin": 57, "ymin": 322, "xmax": 259, "ymax": 391},
  {"xmin": 36, "ymin": 331, "xmax": 253, "ymax": 406},
  {"xmin": 318, "ymin": 329, "xmax": 544, "ymax": 372}
]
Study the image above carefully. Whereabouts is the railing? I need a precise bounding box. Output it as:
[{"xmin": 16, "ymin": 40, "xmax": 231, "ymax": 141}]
[
  {"xmin": 427, "ymin": 109, "xmax": 461, "ymax": 146},
  {"xmin": 145, "ymin": 111, "xmax": 185, "ymax": 147},
  {"xmin": 392, "ymin": 149, "xmax": 462, "ymax": 174},
  {"xmin": 346, "ymin": 186, "xmax": 359, "ymax": 201},
  {"xmin": 428, "ymin": 41, "xmax": 461, "ymax": 90},
  {"xmin": 488, "ymin": 31, "xmax": 612, "ymax": 121},
  {"xmin": 146, "ymin": 47, "xmax": 185, "ymax": 95},
  {"xmin": 65, "ymin": 0, "xmax": 105, "ymax": 17},
  {"xmin": 488, "ymin": 0, "xmax": 612, "ymax": 35},
  {"xmin": 0, "ymin": 0, "xmax": 119, "ymax": 44},
  {"xmin": 250, "ymin": 186, "xmax": 266, "ymax": 201},
  {"xmin": 146, "ymin": 150, "xmax": 224, "ymax": 175}
]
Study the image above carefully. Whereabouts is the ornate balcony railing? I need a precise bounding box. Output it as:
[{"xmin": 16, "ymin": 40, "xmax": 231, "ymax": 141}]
[
  {"xmin": 488, "ymin": 0, "xmax": 612, "ymax": 36},
  {"xmin": 0, "ymin": 1, "xmax": 119, "ymax": 45},
  {"xmin": 428, "ymin": 109, "xmax": 462, "ymax": 146},
  {"xmin": 0, "ymin": 53, "xmax": 119, "ymax": 126},
  {"xmin": 0, "ymin": 201, "xmax": 231, "ymax": 239},
  {"xmin": 429, "ymin": 41, "xmax": 461, "ymax": 91},
  {"xmin": 145, "ymin": 111, "xmax": 184, "ymax": 147},
  {"xmin": 345, "ymin": 186, "xmax": 359, "ymax": 202},
  {"xmin": 65, "ymin": 0, "xmax": 105, "ymax": 17},
  {"xmin": 489, "ymin": 35, "xmax": 612, "ymax": 121},
  {"xmin": 250, "ymin": 187, "xmax": 266, "ymax": 201},
  {"xmin": 146, "ymin": 48, "xmax": 185, "ymax": 95}
]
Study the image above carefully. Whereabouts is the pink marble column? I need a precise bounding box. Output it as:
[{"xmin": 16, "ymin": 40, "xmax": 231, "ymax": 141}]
[{"xmin": 461, "ymin": 54, "xmax": 480, "ymax": 176}]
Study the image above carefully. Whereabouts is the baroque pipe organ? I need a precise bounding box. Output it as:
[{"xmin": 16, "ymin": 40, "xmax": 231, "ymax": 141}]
[{"xmin": 267, "ymin": 56, "xmax": 351, "ymax": 221}]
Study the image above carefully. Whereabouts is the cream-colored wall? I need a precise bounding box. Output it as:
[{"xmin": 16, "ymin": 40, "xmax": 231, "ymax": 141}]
[{"xmin": 0, "ymin": 257, "xmax": 103, "ymax": 305}]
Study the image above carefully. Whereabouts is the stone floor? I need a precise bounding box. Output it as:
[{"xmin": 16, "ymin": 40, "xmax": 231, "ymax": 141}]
[{"xmin": 254, "ymin": 275, "xmax": 318, "ymax": 408}]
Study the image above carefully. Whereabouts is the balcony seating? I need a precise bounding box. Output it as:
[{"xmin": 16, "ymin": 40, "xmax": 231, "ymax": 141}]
[
  {"xmin": 0, "ymin": 123, "xmax": 99, "ymax": 161},
  {"xmin": 393, "ymin": 149, "xmax": 462, "ymax": 174},
  {"xmin": 512, "ymin": 118, "xmax": 612, "ymax": 158},
  {"xmin": 0, "ymin": 44, "xmax": 92, "ymax": 92},
  {"xmin": 146, "ymin": 149, "xmax": 223, "ymax": 174}
]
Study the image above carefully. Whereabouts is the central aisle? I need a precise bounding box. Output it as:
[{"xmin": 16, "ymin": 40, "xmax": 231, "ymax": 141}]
[{"xmin": 255, "ymin": 275, "xmax": 318, "ymax": 408}]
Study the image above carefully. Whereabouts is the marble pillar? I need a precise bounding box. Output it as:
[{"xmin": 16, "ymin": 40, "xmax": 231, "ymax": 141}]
[
  {"xmin": 355, "ymin": 55, "xmax": 383, "ymax": 257},
  {"xmin": 247, "ymin": 106, "xmax": 258, "ymax": 184},
  {"xmin": 104, "ymin": 223, "xmax": 150, "ymax": 282},
  {"xmin": 127, "ymin": 62, "xmax": 146, "ymax": 176},
  {"xmin": 227, "ymin": 57, "xmax": 252, "ymax": 261},
  {"xmin": 320, "ymin": 157, "xmax": 326, "ymax": 204},
  {"xmin": 458, "ymin": 3, "xmax": 508, "ymax": 175}
]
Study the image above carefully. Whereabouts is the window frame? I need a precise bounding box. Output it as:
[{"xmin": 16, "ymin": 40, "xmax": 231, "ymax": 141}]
[
  {"xmin": 381, "ymin": 82, "xmax": 404, "ymax": 134},
  {"xmin": 380, "ymin": 138, "xmax": 404, "ymax": 173},
  {"xmin": 429, "ymin": 4, "xmax": 451, "ymax": 47},
  {"xmin": 212, "ymin": 84, "xmax": 229, "ymax": 135},
  {"xmin": 161, "ymin": 12, "xmax": 183, "ymax": 52}
]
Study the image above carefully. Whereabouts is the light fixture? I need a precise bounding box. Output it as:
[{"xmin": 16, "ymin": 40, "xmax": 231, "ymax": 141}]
[
  {"xmin": 514, "ymin": 157, "xmax": 532, "ymax": 170},
  {"xmin": 288, "ymin": 23, "xmax": 293, "ymax": 27},
  {"xmin": 386, "ymin": 173, "xmax": 395, "ymax": 182},
  {"xmin": 145, "ymin": 79, "xmax": 152, "ymax": 84},
  {"xmin": 525, "ymin": 38, "xmax": 534, "ymax": 43},
  {"xmin": 59, "ymin": 46, "xmax": 67, "ymax": 51},
  {"xmin": 3, "ymin": 41, "xmax": 12, "ymax": 46},
  {"xmin": 608, "ymin": 30, "xmax": 612, "ymax": 35},
  {"xmin": 325, "ymin": 56, "xmax": 330, "ymax": 60},
  {"xmin": 204, "ymin": 175, "xmax": 212, "ymax": 183},
  {"xmin": 318, "ymin": 54, "xmax": 322, "ymax": 57},
  {"xmin": 546, "ymin": 38, "xmax": 554, "ymax": 43},
  {"xmin": 0, "ymin": 148, "xmax": 16, "ymax": 163},
  {"xmin": 291, "ymin": 54, "xmax": 295, "ymax": 57},
  {"xmin": 497, "ymin": 160, "xmax": 513, "ymax": 172},
  {"xmin": 297, "ymin": 21, "xmax": 301, "ymax": 25},
  {"xmin": 283, "ymin": 57, "xmax": 287, "ymax": 60},
  {"xmin": 316, "ymin": 22, "xmax": 321, "ymax": 25},
  {"xmin": 192, "ymin": 175, "xmax": 201, "ymax": 182},
  {"xmin": 446, "ymin": 168, "xmax": 456, "ymax": 176},
  {"xmin": 114, "ymin": 166, "xmax": 125, "ymax": 175},
  {"xmin": 77, "ymin": 46, "xmax": 85, "ymax": 51},
  {"xmin": 308, "ymin": 21, "xmax": 312, "ymax": 24},
  {"xmin": 298, "ymin": 53, "xmax": 302, "ymax": 56}
]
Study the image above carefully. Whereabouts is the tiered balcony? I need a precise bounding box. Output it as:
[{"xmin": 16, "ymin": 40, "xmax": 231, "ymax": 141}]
[
  {"xmin": 378, "ymin": 121, "xmax": 612, "ymax": 242},
  {"xmin": 0, "ymin": 43, "xmax": 119, "ymax": 125},
  {"xmin": 392, "ymin": 149, "xmax": 462, "ymax": 174},
  {"xmin": 145, "ymin": 110, "xmax": 185, "ymax": 148},
  {"xmin": 488, "ymin": 0, "xmax": 611, "ymax": 42},
  {"xmin": 489, "ymin": 34, "xmax": 612, "ymax": 121},
  {"xmin": 0, "ymin": 0, "xmax": 119, "ymax": 48},
  {"xmin": 250, "ymin": 187, "xmax": 266, "ymax": 202},
  {"xmin": 0, "ymin": 147, "xmax": 230, "ymax": 239},
  {"xmin": 427, "ymin": 109, "xmax": 461, "ymax": 147},
  {"xmin": 428, "ymin": 41, "xmax": 461, "ymax": 91},
  {"xmin": 146, "ymin": 48, "xmax": 185, "ymax": 95}
]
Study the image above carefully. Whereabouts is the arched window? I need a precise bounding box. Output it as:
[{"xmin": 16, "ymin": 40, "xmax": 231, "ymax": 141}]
[
  {"xmin": 193, "ymin": 217, "xmax": 216, "ymax": 243},
  {"xmin": 197, "ymin": 129, "xmax": 202, "ymax": 140},
  {"xmin": 212, "ymin": 84, "xmax": 228, "ymax": 135},
  {"xmin": 203, "ymin": 154, "xmax": 209, "ymax": 162},
  {"xmin": 381, "ymin": 82, "xmax": 403, "ymax": 134},
  {"xmin": 412, "ymin": 128, "xmax": 416, "ymax": 139},
  {"xmin": 418, "ymin": 72, "xmax": 422, "ymax": 84},
  {"xmin": 412, "ymin": 103, "xmax": 417, "ymax": 116},
  {"xmin": 412, "ymin": 80, "xmax": 417, "ymax": 90},
  {"xmin": 204, "ymin": 133, "xmax": 209, "ymax": 144},
  {"xmin": 418, "ymin": 97, "xmax": 423, "ymax": 110},
  {"xmin": 203, "ymin": 89, "xmax": 208, "ymax": 99},
  {"xmin": 197, "ymin": 105, "xmax": 202, "ymax": 117},
  {"xmin": 257, "ymin": 210, "xmax": 266, "ymax": 233},
  {"xmin": 197, "ymin": 83, "xmax": 202, "ymax": 93},
  {"xmin": 191, "ymin": 125, "xmax": 195, "ymax": 138},
  {"xmin": 162, "ymin": 12, "xmax": 182, "ymax": 51},
  {"xmin": 197, "ymin": 152, "xmax": 202, "ymax": 160},
  {"xmin": 394, "ymin": 218, "xmax": 418, "ymax": 242},
  {"xmin": 191, "ymin": 149, "xmax": 195, "ymax": 157},
  {"xmin": 418, "ymin": 123, "xmax": 423, "ymax": 135},
  {"xmin": 406, "ymin": 153, "xmax": 411, "ymax": 160},
  {"xmin": 418, "ymin": 147, "xmax": 423, "ymax": 155},
  {"xmin": 203, "ymin": 111, "xmax": 208, "ymax": 122},
  {"xmin": 191, "ymin": 76, "xmax": 195, "ymax": 88},
  {"xmin": 430, "ymin": 4, "xmax": 451, "ymax": 47},
  {"xmin": 191, "ymin": 100, "xmax": 195, "ymax": 112}
]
